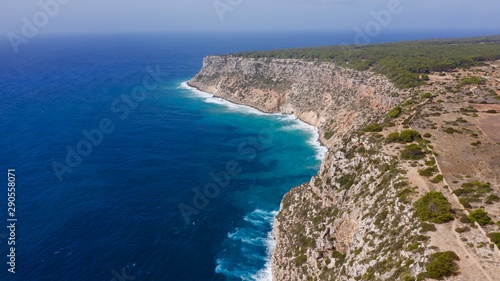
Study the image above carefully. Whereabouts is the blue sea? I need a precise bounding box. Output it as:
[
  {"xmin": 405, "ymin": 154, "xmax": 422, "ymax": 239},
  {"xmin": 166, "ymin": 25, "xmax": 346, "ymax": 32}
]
[
  {"xmin": 0, "ymin": 33, "xmax": 334, "ymax": 281},
  {"xmin": 0, "ymin": 31, "xmax": 497, "ymax": 281}
]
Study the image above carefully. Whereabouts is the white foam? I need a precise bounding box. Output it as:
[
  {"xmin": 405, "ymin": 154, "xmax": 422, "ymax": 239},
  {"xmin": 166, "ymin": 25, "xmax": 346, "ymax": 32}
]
[
  {"xmin": 180, "ymin": 82, "xmax": 327, "ymax": 161},
  {"xmin": 180, "ymin": 82, "xmax": 274, "ymax": 116},
  {"xmin": 253, "ymin": 230, "xmax": 276, "ymax": 281}
]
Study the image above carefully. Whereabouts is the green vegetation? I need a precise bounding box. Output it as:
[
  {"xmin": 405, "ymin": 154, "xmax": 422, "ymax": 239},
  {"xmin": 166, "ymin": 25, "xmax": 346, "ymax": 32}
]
[
  {"xmin": 485, "ymin": 109, "xmax": 498, "ymax": 114},
  {"xmin": 460, "ymin": 76, "xmax": 486, "ymax": 85},
  {"xmin": 459, "ymin": 197, "xmax": 472, "ymax": 209},
  {"xmin": 324, "ymin": 131, "xmax": 334, "ymax": 140},
  {"xmin": 443, "ymin": 127, "xmax": 458, "ymax": 134},
  {"xmin": 418, "ymin": 166, "xmax": 438, "ymax": 177},
  {"xmin": 387, "ymin": 106, "xmax": 403, "ymax": 119},
  {"xmin": 425, "ymin": 158, "xmax": 436, "ymax": 166},
  {"xmin": 232, "ymin": 36, "xmax": 500, "ymax": 88},
  {"xmin": 423, "ymin": 133, "xmax": 432, "ymax": 138},
  {"xmin": 420, "ymin": 222, "xmax": 437, "ymax": 233},
  {"xmin": 454, "ymin": 181, "xmax": 492, "ymax": 205},
  {"xmin": 385, "ymin": 129, "xmax": 421, "ymax": 143},
  {"xmin": 295, "ymin": 254, "xmax": 307, "ymax": 265},
  {"xmin": 430, "ymin": 174, "xmax": 443, "ymax": 183},
  {"xmin": 487, "ymin": 232, "xmax": 500, "ymax": 248},
  {"xmin": 421, "ymin": 92, "xmax": 433, "ymax": 99},
  {"xmin": 486, "ymin": 194, "xmax": 500, "ymax": 202},
  {"xmin": 386, "ymin": 132, "xmax": 401, "ymax": 143},
  {"xmin": 460, "ymin": 106, "xmax": 478, "ymax": 113},
  {"xmin": 401, "ymin": 143, "xmax": 425, "ymax": 160},
  {"xmin": 363, "ymin": 123, "xmax": 383, "ymax": 132},
  {"xmin": 425, "ymin": 251, "xmax": 460, "ymax": 279},
  {"xmin": 455, "ymin": 226, "xmax": 470, "ymax": 233},
  {"xmin": 414, "ymin": 191, "xmax": 453, "ymax": 223},
  {"xmin": 400, "ymin": 130, "xmax": 421, "ymax": 143},
  {"xmin": 468, "ymin": 209, "xmax": 493, "ymax": 226}
]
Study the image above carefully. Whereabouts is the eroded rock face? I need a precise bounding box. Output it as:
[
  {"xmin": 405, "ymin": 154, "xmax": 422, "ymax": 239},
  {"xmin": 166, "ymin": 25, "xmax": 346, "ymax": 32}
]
[
  {"xmin": 189, "ymin": 56, "xmax": 403, "ymax": 144},
  {"xmin": 188, "ymin": 56, "xmax": 432, "ymax": 280}
]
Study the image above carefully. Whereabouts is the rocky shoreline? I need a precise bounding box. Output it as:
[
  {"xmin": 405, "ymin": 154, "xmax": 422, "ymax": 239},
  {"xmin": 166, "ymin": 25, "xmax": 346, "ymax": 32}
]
[{"xmin": 188, "ymin": 56, "xmax": 426, "ymax": 280}]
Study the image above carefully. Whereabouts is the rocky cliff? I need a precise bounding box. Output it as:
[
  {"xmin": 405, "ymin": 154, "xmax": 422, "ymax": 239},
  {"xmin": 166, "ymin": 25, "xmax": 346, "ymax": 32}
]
[
  {"xmin": 188, "ymin": 56, "xmax": 497, "ymax": 280},
  {"xmin": 189, "ymin": 56, "xmax": 402, "ymax": 144}
]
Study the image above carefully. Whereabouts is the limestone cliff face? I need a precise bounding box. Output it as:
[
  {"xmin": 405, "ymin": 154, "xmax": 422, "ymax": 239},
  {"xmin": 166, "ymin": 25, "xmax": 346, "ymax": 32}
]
[
  {"xmin": 189, "ymin": 56, "xmax": 431, "ymax": 280},
  {"xmin": 189, "ymin": 56, "xmax": 402, "ymax": 144}
]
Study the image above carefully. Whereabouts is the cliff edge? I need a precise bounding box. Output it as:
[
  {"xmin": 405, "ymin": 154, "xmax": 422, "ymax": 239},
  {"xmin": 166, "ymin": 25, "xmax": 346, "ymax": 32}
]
[{"xmin": 189, "ymin": 55, "xmax": 500, "ymax": 280}]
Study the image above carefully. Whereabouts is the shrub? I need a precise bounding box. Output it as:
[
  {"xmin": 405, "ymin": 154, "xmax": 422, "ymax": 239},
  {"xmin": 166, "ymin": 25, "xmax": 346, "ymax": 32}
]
[
  {"xmin": 487, "ymin": 232, "xmax": 500, "ymax": 248},
  {"xmin": 386, "ymin": 132, "xmax": 401, "ymax": 143},
  {"xmin": 486, "ymin": 194, "xmax": 500, "ymax": 202},
  {"xmin": 400, "ymin": 129, "xmax": 421, "ymax": 142},
  {"xmin": 324, "ymin": 131, "xmax": 334, "ymax": 140},
  {"xmin": 430, "ymin": 174, "xmax": 443, "ymax": 183},
  {"xmin": 423, "ymin": 133, "xmax": 432, "ymax": 138},
  {"xmin": 460, "ymin": 76, "xmax": 486, "ymax": 85},
  {"xmin": 295, "ymin": 254, "xmax": 307, "ymax": 265},
  {"xmin": 425, "ymin": 251, "xmax": 460, "ymax": 279},
  {"xmin": 455, "ymin": 226, "xmax": 470, "ymax": 233},
  {"xmin": 443, "ymin": 127, "xmax": 456, "ymax": 134},
  {"xmin": 364, "ymin": 123, "xmax": 383, "ymax": 132},
  {"xmin": 387, "ymin": 106, "xmax": 402, "ymax": 119},
  {"xmin": 421, "ymin": 222, "xmax": 437, "ymax": 233},
  {"xmin": 418, "ymin": 167, "xmax": 438, "ymax": 177},
  {"xmin": 485, "ymin": 109, "xmax": 497, "ymax": 114},
  {"xmin": 459, "ymin": 215, "xmax": 471, "ymax": 224},
  {"xmin": 459, "ymin": 197, "xmax": 472, "ymax": 209},
  {"xmin": 422, "ymin": 92, "xmax": 432, "ymax": 98},
  {"xmin": 425, "ymin": 158, "xmax": 436, "ymax": 166},
  {"xmin": 414, "ymin": 191, "xmax": 453, "ymax": 223},
  {"xmin": 468, "ymin": 209, "xmax": 493, "ymax": 226},
  {"xmin": 401, "ymin": 143, "xmax": 425, "ymax": 160}
]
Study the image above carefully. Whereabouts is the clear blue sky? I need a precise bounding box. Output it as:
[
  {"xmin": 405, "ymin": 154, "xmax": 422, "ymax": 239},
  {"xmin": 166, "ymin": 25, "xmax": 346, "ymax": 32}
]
[{"xmin": 1, "ymin": 0, "xmax": 499, "ymax": 35}]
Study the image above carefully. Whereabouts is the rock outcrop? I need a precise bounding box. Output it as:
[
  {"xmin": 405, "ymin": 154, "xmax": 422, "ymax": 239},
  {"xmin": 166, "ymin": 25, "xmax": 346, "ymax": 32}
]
[{"xmin": 188, "ymin": 56, "xmax": 436, "ymax": 280}]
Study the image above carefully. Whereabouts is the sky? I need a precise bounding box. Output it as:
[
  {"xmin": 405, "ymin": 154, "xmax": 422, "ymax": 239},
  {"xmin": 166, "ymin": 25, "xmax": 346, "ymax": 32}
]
[{"xmin": 1, "ymin": 0, "xmax": 500, "ymax": 36}]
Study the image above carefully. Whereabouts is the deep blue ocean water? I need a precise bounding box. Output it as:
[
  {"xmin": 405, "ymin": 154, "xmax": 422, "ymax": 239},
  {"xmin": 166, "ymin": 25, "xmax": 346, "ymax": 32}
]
[
  {"xmin": 0, "ymin": 33, "xmax": 335, "ymax": 281},
  {"xmin": 1, "ymin": 31, "xmax": 498, "ymax": 281}
]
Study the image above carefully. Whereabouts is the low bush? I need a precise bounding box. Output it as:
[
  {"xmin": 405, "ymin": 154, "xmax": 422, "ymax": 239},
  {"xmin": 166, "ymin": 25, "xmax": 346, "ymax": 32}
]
[
  {"xmin": 414, "ymin": 191, "xmax": 453, "ymax": 223},
  {"xmin": 386, "ymin": 132, "xmax": 401, "ymax": 143},
  {"xmin": 460, "ymin": 76, "xmax": 486, "ymax": 85},
  {"xmin": 421, "ymin": 222, "xmax": 437, "ymax": 233},
  {"xmin": 486, "ymin": 194, "xmax": 500, "ymax": 202},
  {"xmin": 364, "ymin": 123, "xmax": 383, "ymax": 132},
  {"xmin": 387, "ymin": 106, "xmax": 403, "ymax": 119},
  {"xmin": 430, "ymin": 174, "xmax": 443, "ymax": 183},
  {"xmin": 458, "ymin": 197, "xmax": 472, "ymax": 209},
  {"xmin": 487, "ymin": 232, "xmax": 500, "ymax": 248},
  {"xmin": 455, "ymin": 226, "xmax": 470, "ymax": 233},
  {"xmin": 295, "ymin": 254, "xmax": 307, "ymax": 265},
  {"xmin": 418, "ymin": 167, "xmax": 438, "ymax": 177},
  {"xmin": 401, "ymin": 143, "xmax": 425, "ymax": 160},
  {"xmin": 400, "ymin": 129, "xmax": 421, "ymax": 142},
  {"xmin": 468, "ymin": 209, "xmax": 493, "ymax": 226},
  {"xmin": 324, "ymin": 131, "xmax": 334, "ymax": 140},
  {"xmin": 426, "ymin": 251, "xmax": 460, "ymax": 279}
]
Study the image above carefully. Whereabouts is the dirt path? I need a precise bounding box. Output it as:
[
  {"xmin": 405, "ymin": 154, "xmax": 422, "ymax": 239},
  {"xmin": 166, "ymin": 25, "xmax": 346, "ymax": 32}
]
[{"xmin": 406, "ymin": 167, "xmax": 430, "ymax": 192}]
